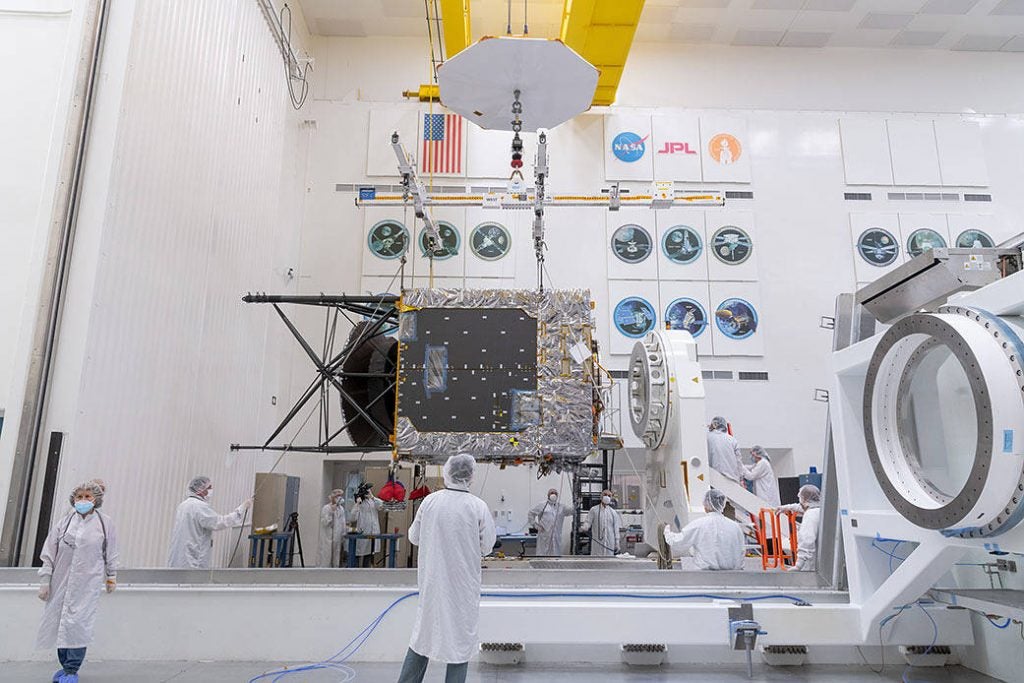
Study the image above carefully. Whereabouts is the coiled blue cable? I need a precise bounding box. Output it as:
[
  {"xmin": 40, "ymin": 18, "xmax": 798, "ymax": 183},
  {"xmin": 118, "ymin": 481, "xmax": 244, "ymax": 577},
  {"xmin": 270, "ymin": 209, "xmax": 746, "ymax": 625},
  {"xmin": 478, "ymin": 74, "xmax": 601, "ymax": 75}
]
[{"xmin": 249, "ymin": 590, "xmax": 812, "ymax": 681}]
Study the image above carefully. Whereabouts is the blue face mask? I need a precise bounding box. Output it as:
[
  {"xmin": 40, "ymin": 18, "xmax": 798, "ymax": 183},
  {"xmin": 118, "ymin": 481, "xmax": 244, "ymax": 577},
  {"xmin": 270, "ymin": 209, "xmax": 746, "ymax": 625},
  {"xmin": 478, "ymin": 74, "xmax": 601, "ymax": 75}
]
[{"xmin": 74, "ymin": 501, "xmax": 94, "ymax": 515}]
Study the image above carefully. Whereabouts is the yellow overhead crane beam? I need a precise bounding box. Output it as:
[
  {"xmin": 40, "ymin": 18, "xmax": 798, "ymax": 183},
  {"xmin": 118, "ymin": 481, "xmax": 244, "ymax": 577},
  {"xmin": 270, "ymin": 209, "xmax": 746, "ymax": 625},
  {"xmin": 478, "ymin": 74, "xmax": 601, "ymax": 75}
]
[
  {"xmin": 560, "ymin": 0, "xmax": 645, "ymax": 106},
  {"xmin": 406, "ymin": 0, "xmax": 644, "ymax": 109},
  {"xmin": 438, "ymin": 0, "xmax": 472, "ymax": 60}
]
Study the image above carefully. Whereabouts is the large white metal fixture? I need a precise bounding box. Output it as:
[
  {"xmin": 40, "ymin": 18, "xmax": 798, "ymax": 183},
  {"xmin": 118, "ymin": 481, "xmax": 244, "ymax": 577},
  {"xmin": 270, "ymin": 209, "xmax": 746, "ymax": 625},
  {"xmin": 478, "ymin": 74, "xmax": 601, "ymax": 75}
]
[
  {"xmin": 863, "ymin": 305, "xmax": 1024, "ymax": 537},
  {"xmin": 437, "ymin": 37, "xmax": 599, "ymax": 132}
]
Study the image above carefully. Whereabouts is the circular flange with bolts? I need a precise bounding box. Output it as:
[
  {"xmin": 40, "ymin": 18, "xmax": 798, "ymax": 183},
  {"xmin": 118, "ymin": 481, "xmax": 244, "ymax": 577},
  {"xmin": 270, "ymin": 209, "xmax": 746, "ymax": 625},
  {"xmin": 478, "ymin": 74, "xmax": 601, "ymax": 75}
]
[
  {"xmin": 629, "ymin": 332, "xmax": 670, "ymax": 449},
  {"xmin": 862, "ymin": 307, "xmax": 1024, "ymax": 537}
]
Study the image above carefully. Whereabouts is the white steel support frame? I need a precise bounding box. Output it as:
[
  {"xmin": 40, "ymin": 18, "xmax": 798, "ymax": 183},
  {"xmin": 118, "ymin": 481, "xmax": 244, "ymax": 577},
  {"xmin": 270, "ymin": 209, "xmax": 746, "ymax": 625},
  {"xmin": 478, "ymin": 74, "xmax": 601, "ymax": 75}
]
[{"xmin": 830, "ymin": 270, "xmax": 1024, "ymax": 640}]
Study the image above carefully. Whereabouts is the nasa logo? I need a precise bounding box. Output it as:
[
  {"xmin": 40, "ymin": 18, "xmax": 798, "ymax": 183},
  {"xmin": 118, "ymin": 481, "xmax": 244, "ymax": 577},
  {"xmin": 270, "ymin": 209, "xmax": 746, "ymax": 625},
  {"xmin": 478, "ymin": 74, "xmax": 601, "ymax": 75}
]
[
  {"xmin": 657, "ymin": 142, "xmax": 697, "ymax": 155},
  {"xmin": 612, "ymin": 131, "xmax": 648, "ymax": 163}
]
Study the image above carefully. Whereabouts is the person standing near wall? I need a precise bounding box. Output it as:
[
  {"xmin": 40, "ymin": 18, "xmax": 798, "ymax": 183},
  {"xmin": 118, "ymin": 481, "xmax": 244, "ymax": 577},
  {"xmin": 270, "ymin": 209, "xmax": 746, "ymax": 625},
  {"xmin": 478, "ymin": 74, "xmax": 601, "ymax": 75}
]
[
  {"xmin": 581, "ymin": 489, "xmax": 622, "ymax": 556},
  {"xmin": 528, "ymin": 488, "xmax": 574, "ymax": 556},
  {"xmin": 352, "ymin": 482, "xmax": 382, "ymax": 568},
  {"xmin": 778, "ymin": 484, "xmax": 822, "ymax": 571},
  {"xmin": 707, "ymin": 416, "xmax": 743, "ymax": 482},
  {"xmin": 398, "ymin": 454, "xmax": 496, "ymax": 683},
  {"xmin": 167, "ymin": 476, "xmax": 251, "ymax": 569},
  {"xmin": 37, "ymin": 481, "xmax": 118, "ymax": 683},
  {"xmin": 319, "ymin": 489, "xmax": 347, "ymax": 568}
]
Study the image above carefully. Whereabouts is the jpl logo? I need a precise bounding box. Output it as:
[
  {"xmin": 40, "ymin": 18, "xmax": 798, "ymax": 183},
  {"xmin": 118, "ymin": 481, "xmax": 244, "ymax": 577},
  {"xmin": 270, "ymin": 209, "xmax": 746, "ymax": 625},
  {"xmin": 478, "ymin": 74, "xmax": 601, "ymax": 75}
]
[
  {"xmin": 657, "ymin": 142, "xmax": 697, "ymax": 155},
  {"xmin": 612, "ymin": 131, "xmax": 648, "ymax": 162}
]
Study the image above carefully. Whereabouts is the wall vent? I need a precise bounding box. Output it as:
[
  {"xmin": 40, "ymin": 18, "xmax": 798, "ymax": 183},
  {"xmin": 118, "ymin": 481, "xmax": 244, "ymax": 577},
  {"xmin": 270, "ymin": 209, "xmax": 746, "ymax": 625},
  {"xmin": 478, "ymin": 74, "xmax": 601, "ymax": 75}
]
[
  {"xmin": 844, "ymin": 192, "xmax": 872, "ymax": 201},
  {"xmin": 964, "ymin": 193, "xmax": 993, "ymax": 202},
  {"xmin": 725, "ymin": 191, "xmax": 754, "ymax": 199},
  {"xmin": 701, "ymin": 370, "xmax": 735, "ymax": 380},
  {"xmin": 887, "ymin": 192, "xmax": 963, "ymax": 202},
  {"xmin": 738, "ymin": 371, "xmax": 769, "ymax": 381}
]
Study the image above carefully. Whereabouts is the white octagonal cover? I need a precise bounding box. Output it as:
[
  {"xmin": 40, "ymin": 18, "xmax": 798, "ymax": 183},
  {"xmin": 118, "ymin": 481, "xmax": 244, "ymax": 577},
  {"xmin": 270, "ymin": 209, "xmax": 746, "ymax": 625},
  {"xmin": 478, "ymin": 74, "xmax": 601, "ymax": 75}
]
[{"xmin": 437, "ymin": 37, "xmax": 599, "ymax": 132}]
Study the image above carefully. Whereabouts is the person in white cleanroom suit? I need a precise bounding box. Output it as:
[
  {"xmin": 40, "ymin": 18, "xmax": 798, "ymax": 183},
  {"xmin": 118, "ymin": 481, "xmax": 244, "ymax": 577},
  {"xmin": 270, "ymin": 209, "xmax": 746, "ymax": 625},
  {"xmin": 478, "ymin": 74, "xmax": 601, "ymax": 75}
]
[
  {"xmin": 658, "ymin": 488, "xmax": 745, "ymax": 570},
  {"xmin": 398, "ymin": 454, "xmax": 497, "ymax": 683},
  {"xmin": 743, "ymin": 446, "xmax": 781, "ymax": 507},
  {"xmin": 167, "ymin": 475, "xmax": 251, "ymax": 568},
  {"xmin": 707, "ymin": 416, "xmax": 743, "ymax": 482},
  {"xmin": 582, "ymin": 489, "xmax": 622, "ymax": 556},
  {"xmin": 37, "ymin": 481, "xmax": 118, "ymax": 683},
  {"xmin": 778, "ymin": 484, "xmax": 822, "ymax": 571},
  {"xmin": 352, "ymin": 484, "xmax": 383, "ymax": 568},
  {"xmin": 528, "ymin": 488, "xmax": 574, "ymax": 556},
  {"xmin": 318, "ymin": 489, "xmax": 347, "ymax": 568}
]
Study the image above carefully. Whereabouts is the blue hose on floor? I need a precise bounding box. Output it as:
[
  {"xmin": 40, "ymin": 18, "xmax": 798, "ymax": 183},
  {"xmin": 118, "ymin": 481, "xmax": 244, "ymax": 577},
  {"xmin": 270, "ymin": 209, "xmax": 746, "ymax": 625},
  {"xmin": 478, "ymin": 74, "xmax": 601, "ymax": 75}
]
[{"xmin": 248, "ymin": 591, "xmax": 813, "ymax": 681}]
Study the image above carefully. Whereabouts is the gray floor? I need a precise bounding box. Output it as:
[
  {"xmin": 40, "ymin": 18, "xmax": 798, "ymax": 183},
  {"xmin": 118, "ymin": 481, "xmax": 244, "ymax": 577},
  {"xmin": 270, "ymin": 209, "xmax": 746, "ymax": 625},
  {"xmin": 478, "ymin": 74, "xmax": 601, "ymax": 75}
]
[{"xmin": 0, "ymin": 661, "xmax": 1001, "ymax": 682}]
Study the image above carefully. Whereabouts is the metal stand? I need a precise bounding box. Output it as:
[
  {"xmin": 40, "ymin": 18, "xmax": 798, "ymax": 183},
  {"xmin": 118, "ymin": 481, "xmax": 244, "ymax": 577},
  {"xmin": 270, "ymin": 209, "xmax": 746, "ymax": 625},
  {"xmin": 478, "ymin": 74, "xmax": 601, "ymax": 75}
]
[{"xmin": 285, "ymin": 511, "xmax": 305, "ymax": 568}]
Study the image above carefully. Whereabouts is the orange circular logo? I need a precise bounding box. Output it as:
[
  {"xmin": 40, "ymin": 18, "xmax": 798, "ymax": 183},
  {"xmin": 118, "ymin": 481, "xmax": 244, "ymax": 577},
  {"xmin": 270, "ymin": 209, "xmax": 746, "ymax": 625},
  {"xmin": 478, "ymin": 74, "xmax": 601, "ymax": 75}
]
[{"xmin": 709, "ymin": 133, "xmax": 742, "ymax": 165}]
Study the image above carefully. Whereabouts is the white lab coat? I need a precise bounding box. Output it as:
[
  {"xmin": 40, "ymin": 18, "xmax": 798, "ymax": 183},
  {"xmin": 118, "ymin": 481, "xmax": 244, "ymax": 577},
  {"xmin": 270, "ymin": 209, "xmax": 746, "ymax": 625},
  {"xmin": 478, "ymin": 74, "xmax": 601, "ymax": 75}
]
[
  {"xmin": 167, "ymin": 496, "xmax": 247, "ymax": 568},
  {"xmin": 707, "ymin": 430, "xmax": 743, "ymax": 481},
  {"xmin": 583, "ymin": 504, "xmax": 622, "ymax": 556},
  {"xmin": 407, "ymin": 489, "xmax": 497, "ymax": 663},
  {"xmin": 318, "ymin": 502, "xmax": 348, "ymax": 567},
  {"xmin": 664, "ymin": 511, "xmax": 745, "ymax": 570},
  {"xmin": 780, "ymin": 503, "xmax": 821, "ymax": 571},
  {"xmin": 37, "ymin": 510, "xmax": 118, "ymax": 649},
  {"xmin": 528, "ymin": 499, "xmax": 574, "ymax": 556},
  {"xmin": 743, "ymin": 459, "xmax": 781, "ymax": 507},
  {"xmin": 352, "ymin": 496, "xmax": 382, "ymax": 557}
]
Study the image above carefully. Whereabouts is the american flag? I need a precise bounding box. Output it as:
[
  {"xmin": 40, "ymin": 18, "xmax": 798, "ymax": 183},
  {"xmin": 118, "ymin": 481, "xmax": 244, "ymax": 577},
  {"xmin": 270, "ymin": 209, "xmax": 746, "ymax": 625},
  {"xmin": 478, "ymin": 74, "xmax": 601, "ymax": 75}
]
[{"xmin": 421, "ymin": 113, "xmax": 462, "ymax": 175}]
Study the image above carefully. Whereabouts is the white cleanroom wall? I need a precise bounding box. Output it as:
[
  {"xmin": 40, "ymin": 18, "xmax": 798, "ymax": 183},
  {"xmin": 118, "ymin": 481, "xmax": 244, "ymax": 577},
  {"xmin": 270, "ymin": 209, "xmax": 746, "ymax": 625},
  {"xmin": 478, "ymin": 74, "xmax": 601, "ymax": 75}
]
[
  {"xmin": 1, "ymin": 0, "xmax": 313, "ymax": 568},
  {"xmin": 0, "ymin": 1, "xmax": 82, "ymax": 556}
]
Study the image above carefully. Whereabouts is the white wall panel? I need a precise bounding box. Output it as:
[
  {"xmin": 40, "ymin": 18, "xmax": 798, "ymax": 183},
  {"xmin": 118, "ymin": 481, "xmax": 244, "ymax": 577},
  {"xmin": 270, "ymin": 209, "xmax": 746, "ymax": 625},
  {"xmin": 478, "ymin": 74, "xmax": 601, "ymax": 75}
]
[
  {"xmin": 839, "ymin": 119, "xmax": 893, "ymax": 185},
  {"xmin": 464, "ymin": 207, "xmax": 518, "ymax": 278},
  {"xmin": 705, "ymin": 210, "xmax": 759, "ymax": 282},
  {"xmin": 947, "ymin": 214, "xmax": 1004, "ymax": 248},
  {"xmin": 655, "ymin": 208, "xmax": 708, "ymax": 281},
  {"xmin": 604, "ymin": 113, "xmax": 653, "ymax": 181},
  {"xmin": 887, "ymin": 119, "xmax": 941, "ymax": 186},
  {"xmin": 465, "ymin": 124, "xmax": 539, "ymax": 180},
  {"xmin": 39, "ymin": 0, "xmax": 308, "ymax": 567},
  {"xmin": 366, "ymin": 106, "xmax": 418, "ymax": 177},
  {"xmin": 659, "ymin": 281, "xmax": 712, "ymax": 358},
  {"xmin": 700, "ymin": 115, "xmax": 751, "ymax": 183},
  {"xmin": 897, "ymin": 213, "xmax": 950, "ymax": 259},
  {"xmin": 607, "ymin": 280, "xmax": 660, "ymax": 356},
  {"xmin": 651, "ymin": 113, "xmax": 702, "ymax": 182},
  {"xmin": 606, "ymin": 209, "xmax": 659, "ymax": 280},
  {"xmin": 935, "ymin": 120, "xmax": 989, "ymax": 187},
  {"xmin": 850, "ymin": 213, "xmax": 903, "ymax": 284},
  {"xmin": 709, "ymin": 282, "xmax": 764, "ymax": 357},
  {"xmin": 411, "ymin": 207, "xmax": 465, "ymax": 279}
]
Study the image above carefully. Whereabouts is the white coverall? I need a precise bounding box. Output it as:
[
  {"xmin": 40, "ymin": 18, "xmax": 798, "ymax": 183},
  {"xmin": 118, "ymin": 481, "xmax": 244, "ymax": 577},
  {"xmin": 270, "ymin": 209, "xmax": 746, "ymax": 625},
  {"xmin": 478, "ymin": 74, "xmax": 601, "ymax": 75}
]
[
  {"xmin": 167, "ymin": 496, "xmax": 247, "ymax": 568},
  {"xmin": 780, "ymin": 503, "xmax": 821, "ymax": 571},
  {"xmin": 37, "ymin": 510, "xmax": 118, "ymax": 649},
  {"xmin": 352, "ymin": 496, "xmax": 382, "ymax": 557},
  {"xmin": 707, "ymin": 430, "xmax": 743, "ymax": 481},
  {"xmin": 407, "ymin": 489, "xmax": 497, "ymax": 663},
  {"xmin": 664, "ymin": 512, "xmax": 745, "ymax": 570},
  {"xmin": 583, "ymin": 504, "xmax": 622, "ymax": 557},
  {"xmin": 319, "ymin": 501, "xmax": 348, "ymax": 567},
  {"xmin": 743, "ymin": 459, "xmax": 781, "ymax": 507},
  {"xmin": 528, "ymin": 499, "xmax": 574, "ymax": 556}
]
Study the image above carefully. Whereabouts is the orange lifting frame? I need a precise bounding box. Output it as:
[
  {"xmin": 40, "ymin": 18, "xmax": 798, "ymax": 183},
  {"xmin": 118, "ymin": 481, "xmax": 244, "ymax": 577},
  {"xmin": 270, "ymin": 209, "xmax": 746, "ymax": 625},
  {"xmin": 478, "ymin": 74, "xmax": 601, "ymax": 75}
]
[{"xmin": 756, "ymin": 508, "xmax": 799, "ymax": 571}]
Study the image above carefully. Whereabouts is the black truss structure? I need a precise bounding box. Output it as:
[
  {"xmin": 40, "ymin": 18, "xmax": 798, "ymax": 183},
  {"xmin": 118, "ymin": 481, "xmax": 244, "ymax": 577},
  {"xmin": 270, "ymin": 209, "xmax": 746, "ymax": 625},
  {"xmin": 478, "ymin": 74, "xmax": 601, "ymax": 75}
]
[{"xmin": 231, "ymin": 293, "xmax": 400, "ymax": 455}]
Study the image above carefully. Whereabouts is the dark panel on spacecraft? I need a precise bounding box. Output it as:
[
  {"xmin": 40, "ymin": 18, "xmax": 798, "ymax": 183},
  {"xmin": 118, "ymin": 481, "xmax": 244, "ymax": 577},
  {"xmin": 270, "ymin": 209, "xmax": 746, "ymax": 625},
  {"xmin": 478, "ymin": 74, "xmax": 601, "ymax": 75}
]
[{"xmin": 398, "ymin": 308, "xmax": 537, "ymax": 432}]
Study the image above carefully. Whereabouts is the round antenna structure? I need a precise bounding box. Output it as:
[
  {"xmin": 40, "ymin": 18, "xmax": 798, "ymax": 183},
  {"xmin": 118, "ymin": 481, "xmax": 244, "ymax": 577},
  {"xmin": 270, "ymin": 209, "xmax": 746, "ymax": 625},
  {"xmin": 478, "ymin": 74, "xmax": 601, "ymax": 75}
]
[
  {"xmin": 862, "ymin": 306, "xmax": 1024, "ymax": 538},
  {"xmin": 437, "ymin": 37, "xmax": 599, "ymax": 132},
  {"xmin": 341, "ymin": 321, "xmax": 398, "ymax": 448},
  {"xmin": 629, "ymin": 332, "xmax": 670, "ymax": 449}
]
